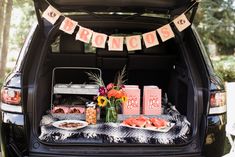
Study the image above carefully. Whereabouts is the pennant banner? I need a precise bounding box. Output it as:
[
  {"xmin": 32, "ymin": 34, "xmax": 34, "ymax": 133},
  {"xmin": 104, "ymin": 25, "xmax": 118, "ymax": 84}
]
[
  {"xmin": 42, "ymin": 5, "xmax": 192, "ymax": 51},
  {"xmin": 59, "ymin": 17, "xmax": 78, "ymax": 34},
  {"xmin": 76, "ymin": 26, "xmax": 93, "ymax": 43},
  {"xmin": 42, "ymin": 5, "xmax": 61, "ymax": 24},
  {"xmin": 108, "ymin": 36, "xmax": 124, "ymax": 51},
  {"xmin": 143, "ymin": 31, "xmax": 159, "ymax": 48},
  {"xmin": 92, "ymin": 32, "xmax": 108, "ymax": 48},
  {"xmin": 173, "ymin": 14, "xmax": 191, "ymax": 32},
  {"xmin": 126, "ymin": 35, "xmax": 142, "ymax": 51},
  {"xmin": 157, "ymin": 24, "xmax": 175, "ymax": 42}
]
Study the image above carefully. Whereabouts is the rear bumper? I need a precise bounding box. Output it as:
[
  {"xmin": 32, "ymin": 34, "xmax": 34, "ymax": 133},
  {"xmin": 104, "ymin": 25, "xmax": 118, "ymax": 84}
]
[
  {"xmin": 0, "ymin": 111, "xmax": 26, "ymax": 157},
  {"xmin": 28, "ymin": 152, "xmax": 203, "ymax": 157},
  {"xmin": 28, "ymin": 143, "xmax": 203, "ymax": 157}
]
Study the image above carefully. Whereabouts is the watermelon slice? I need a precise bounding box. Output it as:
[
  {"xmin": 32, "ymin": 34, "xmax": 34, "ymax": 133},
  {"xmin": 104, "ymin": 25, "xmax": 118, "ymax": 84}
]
[
  {"xmin": 134, "ymin": 119, "xmax": 147, "ymax": 127},
  {"xmin": 158, "ymin": 119, "xmax": 168, "ymax": 127},
  {"xmin": 123, "ymin": 118, "xmax": 135, "ymax": 126},
  {"xmin": 145, "ymin": 120, "xmax": 155, "ymax": 129},
  {"xmin": 136, "ymin": 115, "xmax": 148, "ymax": 121},
  {"xmin": 150, "ymin": 118, "xmax": 168, "ymax": 128},
  {"xmin": 122, "ymin": 116, "xmax": 168, "ymax": 129}
]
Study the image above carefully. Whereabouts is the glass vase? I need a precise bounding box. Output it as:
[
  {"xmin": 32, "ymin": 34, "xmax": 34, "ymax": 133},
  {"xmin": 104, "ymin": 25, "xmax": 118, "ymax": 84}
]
[{"xmin": 105, "ymin": 106, "xmax": 118, "ymax": 123}]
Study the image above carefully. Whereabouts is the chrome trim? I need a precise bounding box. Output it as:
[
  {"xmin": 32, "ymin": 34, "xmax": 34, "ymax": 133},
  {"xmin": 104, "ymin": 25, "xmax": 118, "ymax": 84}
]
[
  {"xmin": 1, "ymin": 102, "xmax": 23, "ymax": 113},
  {"xmin": 2, "ymin": 112, "xmax": 24, "ymax": 125},
  {"xmin": 209, "ymin": 105, "xmax": 227, "ymax": 115}
]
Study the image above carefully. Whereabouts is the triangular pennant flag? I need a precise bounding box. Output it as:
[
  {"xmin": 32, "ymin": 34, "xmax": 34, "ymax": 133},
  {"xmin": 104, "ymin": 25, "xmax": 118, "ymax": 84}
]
[
  {"xmin": 108, "ymin": 36, "xmax": 124, "ymax": 51},
  {"xmin": 157, "ymin": 24, "xmax": 175, "ymax": 42},
  {"xmin": 76, "ymin": 26, "xmax": 93, "ymax": 43},
  {"xmin": 92, "ymin": 32, "xmax": 108, "ymax": 48},
  {"xmin": 173, "ymin": 14, "xmax": 191, "ymax": 32},
  {"xmin": 143, "ymin": 31, "xmax": 159, "ymax": 48},
  {"xmin": 42, "ymin": 5, "xmax": 61, "ymax": 24},
  {"xmin": 59, "ymin": 17, "xmax": 78, "ymax": 34},
  {"xmin": 126, "ymin": 35, "xmax": 142, "ymax": 51}
]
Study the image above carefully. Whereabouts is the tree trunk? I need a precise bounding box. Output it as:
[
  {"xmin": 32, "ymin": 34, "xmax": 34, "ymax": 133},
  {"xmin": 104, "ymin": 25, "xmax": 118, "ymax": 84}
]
[
  {"xmin": 0, "ymin": 0, "xmax": 13, "ymax": 79},
  {"xmin": 0, "ymin": 0, "xmax": 5, "ymax": 50}
]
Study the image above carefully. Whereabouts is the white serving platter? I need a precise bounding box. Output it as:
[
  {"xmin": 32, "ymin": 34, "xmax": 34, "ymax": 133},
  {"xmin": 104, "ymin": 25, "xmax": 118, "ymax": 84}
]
[
  {"xmin": 120, "ymin": 122, "xmax": 175, "ymax": 133},
  {"xmin": 52, "ymin": 120, "xmax": 88, "ymax": 131}
]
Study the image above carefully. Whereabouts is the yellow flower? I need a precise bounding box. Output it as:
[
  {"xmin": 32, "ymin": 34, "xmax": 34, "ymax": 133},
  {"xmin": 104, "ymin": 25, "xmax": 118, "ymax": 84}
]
[
  {"xmin": 97, "ymin": 96, "xmax": 108, "ymax": 107},
  {"xmin": 121, "ymin": 96, "xmax": 128, "ymax": 103}
]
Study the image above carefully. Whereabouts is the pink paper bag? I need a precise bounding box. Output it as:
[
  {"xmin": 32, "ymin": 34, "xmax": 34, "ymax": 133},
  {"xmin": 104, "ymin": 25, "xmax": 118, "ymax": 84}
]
[
  {"xmin": 143, "ymin": 86, "xmax": 162, "ymax": 115},
  {"xmin": 123, "ymin": 85, "xmax": 140, "ymax": 115}
]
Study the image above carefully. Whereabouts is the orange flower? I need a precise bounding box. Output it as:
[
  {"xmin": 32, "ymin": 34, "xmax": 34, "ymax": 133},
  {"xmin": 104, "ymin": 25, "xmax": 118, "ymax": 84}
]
[
  {"xmin": 108, "ymin": 89, "xmax": 126, "ymax": 99},
  {"xmin": 107, "ymin": 89, "xmax": 117, "ymax": 98},
  {"xmin": 115, "ymin": 90, "xmax": 125, "ymax": 99}
]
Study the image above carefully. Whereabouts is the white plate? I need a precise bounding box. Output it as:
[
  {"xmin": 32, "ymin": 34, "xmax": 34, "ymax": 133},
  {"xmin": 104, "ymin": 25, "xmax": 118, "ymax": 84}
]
[
  {"xmin": 120, "ymin": 122, "xmax": 175, "ymax": 133},
  {"xmin": 52, "ymin": 120, "xmax": 88, "ymax": 131}
]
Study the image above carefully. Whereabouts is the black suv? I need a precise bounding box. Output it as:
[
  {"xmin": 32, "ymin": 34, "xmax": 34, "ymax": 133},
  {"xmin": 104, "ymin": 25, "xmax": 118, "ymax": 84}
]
[{"xmin": 0, "ymin": 0, "xmax": 226, "ymax": 156}]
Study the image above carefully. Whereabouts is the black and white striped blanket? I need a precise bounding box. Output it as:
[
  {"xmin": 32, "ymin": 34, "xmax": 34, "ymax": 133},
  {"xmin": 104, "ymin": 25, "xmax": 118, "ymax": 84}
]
[{"xmin": 39, "ymin": 105, "xmax": 191, "ymax": 144}]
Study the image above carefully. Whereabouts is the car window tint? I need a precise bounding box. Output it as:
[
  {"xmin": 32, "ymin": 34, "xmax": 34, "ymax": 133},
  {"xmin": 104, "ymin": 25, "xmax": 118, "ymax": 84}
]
[
  {"xmin": 51, "ymin": 35, "xmax": 96, "ymax": 54},
  {"xmin": 51, "ymin": 36, "xmax": 60, "ymax": 53},
  {"xmin": 84, "ymin": 43, "xmax": 96, "ymax": 54}
]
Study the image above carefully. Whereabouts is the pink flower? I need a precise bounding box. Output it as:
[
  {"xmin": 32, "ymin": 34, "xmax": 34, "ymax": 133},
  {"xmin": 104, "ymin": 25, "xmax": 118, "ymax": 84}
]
[
  {"xmin": 93, "ymin": 96, "xmax": 98, "ymax": 101},
  {"xmin": 99, "ymin": 87, "xmax": 107, "ymax": 96},
  {"xmin": 106, "ymin": 83, "xmax": 114, "ymax": 91}
]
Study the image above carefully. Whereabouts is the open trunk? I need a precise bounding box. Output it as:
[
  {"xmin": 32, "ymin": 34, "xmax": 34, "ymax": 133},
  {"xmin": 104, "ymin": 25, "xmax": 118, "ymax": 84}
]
[{"xmin": 33, "ymin": 18, "xmax": 197, "ymax": 145}]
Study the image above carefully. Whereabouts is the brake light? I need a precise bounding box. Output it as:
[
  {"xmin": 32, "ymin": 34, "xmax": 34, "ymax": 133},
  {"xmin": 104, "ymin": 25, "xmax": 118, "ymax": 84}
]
[
  {"xmin": 1, "ymin": 87, "xmax": 21, "ymax": 105},
  {"xmin": 209, "ymin": 92, "xmax": 226, "ymax": 115}
]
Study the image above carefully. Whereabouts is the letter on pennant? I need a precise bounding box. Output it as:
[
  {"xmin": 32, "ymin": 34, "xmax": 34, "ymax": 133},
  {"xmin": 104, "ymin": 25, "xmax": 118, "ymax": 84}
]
[
  {"xmin": 173, "ymin": 14, "xmax": 191, "ymax": 32},
  {"xmin": 108, "ymin": 36, "xmax": 124, "ymax": 51},
  {"xmin": 142, "ymin": 31, "xmax": 159, "ymax": 48},
  {"xmin": 59, "ymin": 17, "xmax": 78, "ymax": 34},
  {"xmin": 60, "ymin": 17, "xmax": 77, "ymax": 34},
  {"xmin": 92, "ymin": 32, "xmax": 108, "ymax": 48},
  {"xmin": 42, "ymin": 5, "xmax": 61, "ymax": 24},
  {"xmin": 76, "ymin": 26, "xmax": 93, "ymax": 43},
  {"xmin": 157, "ymin": 24, "xmax": 175, "ymax": 42},
  {"xmin": 126, "ymin": 35, "xmax": 142, "ymax": 51}
]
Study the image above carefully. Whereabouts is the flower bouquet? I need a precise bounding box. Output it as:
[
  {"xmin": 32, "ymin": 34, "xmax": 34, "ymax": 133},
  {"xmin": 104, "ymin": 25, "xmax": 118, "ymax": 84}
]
[{"xmin": 87, "ymin": 66, "xmax": 127, "ymax": 122}]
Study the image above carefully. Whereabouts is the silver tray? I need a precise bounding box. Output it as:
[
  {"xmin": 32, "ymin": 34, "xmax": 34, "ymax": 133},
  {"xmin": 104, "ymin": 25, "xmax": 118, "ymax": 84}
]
[{"xmin": 53, "ymin": 84, "xmax": 99, "ymax": 95}]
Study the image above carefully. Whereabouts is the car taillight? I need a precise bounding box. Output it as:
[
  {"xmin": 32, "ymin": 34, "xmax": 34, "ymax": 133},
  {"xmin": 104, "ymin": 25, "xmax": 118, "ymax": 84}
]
[
  {"xmin": 1, "ymin": 87, "xmax": 21, "ymax": 105},
  {"xmin": 1, "ymin": 87, "xmax": 22, "ymax": 113},
  {"xmin": 209, "ymin": 92, "xmax": 226, "ymax": 115}
]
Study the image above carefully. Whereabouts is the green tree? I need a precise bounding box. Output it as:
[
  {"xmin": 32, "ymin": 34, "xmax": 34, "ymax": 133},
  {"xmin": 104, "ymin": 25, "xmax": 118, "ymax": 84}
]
[
  {"xmin": 194, "ymin": 0, "xmax": 235, "ymax": 54},
  {"xmin": 0, "ymin": 0, "xmax": 13, "ymax": 79},
  {"xmin": 11, "ymin": 0, "xmax": 35, "ymax": 48},
  {"xmin": 0, "ymin": 0, "xmax": 35, "ymax": 80}
]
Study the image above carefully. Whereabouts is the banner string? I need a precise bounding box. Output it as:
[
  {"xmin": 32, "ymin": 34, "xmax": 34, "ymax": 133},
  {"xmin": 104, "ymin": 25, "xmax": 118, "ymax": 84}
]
[
  {"xmin": 41, "ymin": 0, "xmax": 200, "ymax": 50},
  {"xmin": 43, "ymin": 0, "xmax": 200, "ymax": 30}
]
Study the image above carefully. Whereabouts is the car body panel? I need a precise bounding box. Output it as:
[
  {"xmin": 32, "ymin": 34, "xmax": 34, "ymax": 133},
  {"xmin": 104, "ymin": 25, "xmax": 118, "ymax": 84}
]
[{"xmin": 34, "ymin": 0, "xmax": 195, "ymax": 12}]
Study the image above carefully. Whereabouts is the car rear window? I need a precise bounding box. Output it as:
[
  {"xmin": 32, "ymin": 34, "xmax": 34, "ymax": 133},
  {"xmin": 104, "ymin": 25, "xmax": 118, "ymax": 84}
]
[{"xmin": 51, "ymin": 35, "xmax": 96, "ymax": 54}]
